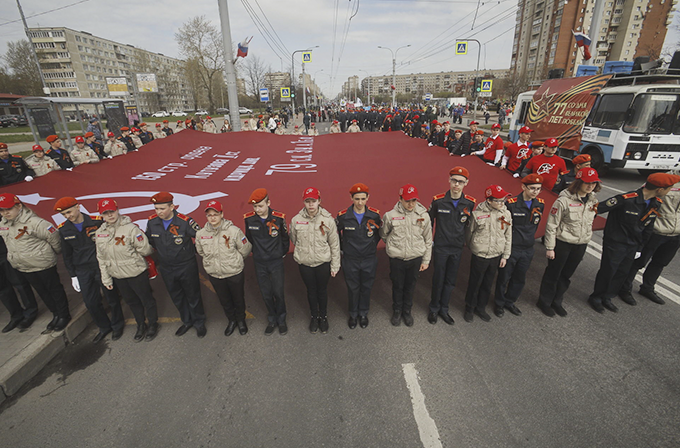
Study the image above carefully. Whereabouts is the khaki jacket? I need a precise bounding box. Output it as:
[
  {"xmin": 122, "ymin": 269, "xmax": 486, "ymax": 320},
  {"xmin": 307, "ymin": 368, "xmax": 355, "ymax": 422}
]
[
  {"xmin": 274, "ymin": 127, "xmax": 286, "ymax": 135},
  {"xmin": 95, "ymin": 215, "xmax": 153, "ymax": 287},
  {"xmin": 380, "ymin": 201, "xmax": 432, "ymax": 264},
  {"xmin": 153, "ymin": 130, "xmax": 166, "ymax": 139},
  {"xmin": 347, "ymin": 124, "xmax": 361, "ymax": 133},
  {"xmin": 25, "ymin": 154, "xmax": 61, "ymax": 177},
  {"xmin": 465, "ymin": 200, "xmax": 512, "ymax": 259},
  {"xmin": 0, "ymin": 207, "xmax": 61, "ymax": 273},
  {"xmin": 71, "ymin": 147, "xmax": 100, "ymax": 166},
  {"xmin": 654, "ymin": 183, "xmax": 680, "ymax": 236},
  {"xmin": 104, "ymin": 140, "xmax": 126, "ymax": 157},
  {"xmin": 544, "ymin": 190, "xmax": 599, "ymax": 250},
  {"xmin": 290, "ymin": 207, "xmax": 341, "ymax": 272},
  {"xmin": 308, "ymin": 127, "xmax": 319, "ymax": 136},
  {"xmin": 249, "ymin": 118, "xmax": 257, "ymax": 130},
  {"xmin": 293, "ymin": 128, "xmax": 303, "ymax": 135},
  {"xmin": 195, "ymin": 219, "xmax": 252, "ymax": 279},
  {"xmin": 131, "ymin": 135, "xmax": 143, "ymax": 149},
  {"xmin": 329, "ymin": 124, "xmax": 341, "ymax": 134},
  {"xmin": 204, "ymin": 121, "xmax": 217, "ymax": 133}
]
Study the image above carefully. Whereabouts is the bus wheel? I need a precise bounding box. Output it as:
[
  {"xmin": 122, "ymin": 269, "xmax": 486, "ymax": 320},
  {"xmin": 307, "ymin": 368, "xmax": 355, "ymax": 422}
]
[{"xmin": 584, "ymin": 147, "xmax": 607, "ymax": 174}]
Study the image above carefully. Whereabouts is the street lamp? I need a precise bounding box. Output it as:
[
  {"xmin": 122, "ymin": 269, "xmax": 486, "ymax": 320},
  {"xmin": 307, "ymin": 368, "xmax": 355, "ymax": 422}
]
[
  {"xmin": 378, "ymin": 44, "xmax": 410, "ymax": 109},
  {"xmin": 291, "ymin": 46, "xmax": 319, "ymax": 112},
  {"xmin": 456, "ymin": 38, "xmax": 481, "ymax": 122}
]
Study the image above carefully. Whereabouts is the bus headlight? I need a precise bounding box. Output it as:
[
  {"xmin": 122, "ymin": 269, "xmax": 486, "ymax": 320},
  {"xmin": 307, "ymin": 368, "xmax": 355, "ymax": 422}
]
[{"xmin": 633, "ymin": 151, "xmax": 643, "ymax": 160}]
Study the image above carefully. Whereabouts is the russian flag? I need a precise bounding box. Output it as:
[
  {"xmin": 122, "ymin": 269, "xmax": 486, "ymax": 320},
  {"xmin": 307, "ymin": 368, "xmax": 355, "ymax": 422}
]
[
  {"xmin": 572, "ymin": 31, "xmax": 592, "ymax": 60},
  {"xmin": 237, "ymin": 37, "xmax": 252, "ymax": 59}
]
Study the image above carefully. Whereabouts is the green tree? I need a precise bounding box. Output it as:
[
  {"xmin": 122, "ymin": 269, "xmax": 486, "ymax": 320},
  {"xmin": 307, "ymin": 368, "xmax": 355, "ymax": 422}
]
[{"xmin": 2, "ymin": 39, "xmax": 43, "ymax": 95}]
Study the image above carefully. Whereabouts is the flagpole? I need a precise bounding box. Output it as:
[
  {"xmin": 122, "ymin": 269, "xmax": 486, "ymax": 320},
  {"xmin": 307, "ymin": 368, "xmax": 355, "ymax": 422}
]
[{"xmin": 218, "ymin": 0, "xmax": 241, "ymax": 132}]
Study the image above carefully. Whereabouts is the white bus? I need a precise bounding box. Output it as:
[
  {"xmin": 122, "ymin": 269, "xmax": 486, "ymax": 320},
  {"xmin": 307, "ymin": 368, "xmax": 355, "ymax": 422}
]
[{"xmin": 509, "ymin": 78, "xmax": 680, "ymax": 173}]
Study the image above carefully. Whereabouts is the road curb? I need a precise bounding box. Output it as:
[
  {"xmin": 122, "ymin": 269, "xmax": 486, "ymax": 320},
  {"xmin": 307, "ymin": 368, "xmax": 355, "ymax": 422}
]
[{"xmin": 0, "ymin": 303, "xmax": 91, "ymax": 399}]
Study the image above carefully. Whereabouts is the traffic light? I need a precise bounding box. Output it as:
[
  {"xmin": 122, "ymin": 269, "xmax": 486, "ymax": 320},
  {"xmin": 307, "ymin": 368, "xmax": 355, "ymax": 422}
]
[
  {"xmin": 474, "ymin": 77, "xmax": 482, "ymax": 92},
  {"xmin": 291, "ymin": 91, "xmax": 295, "ymax": 98}
]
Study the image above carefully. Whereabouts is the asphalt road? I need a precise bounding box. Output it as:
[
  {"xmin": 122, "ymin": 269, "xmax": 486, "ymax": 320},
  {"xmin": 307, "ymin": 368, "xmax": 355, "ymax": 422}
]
[{"xmin": 0, "ymin": 129, "xmax": 679, "ymax": 448}]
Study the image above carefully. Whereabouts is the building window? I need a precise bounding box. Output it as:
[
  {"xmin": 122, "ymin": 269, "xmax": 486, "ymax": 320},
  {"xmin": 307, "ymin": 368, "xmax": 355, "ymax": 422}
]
[
  {"xmin": 33, "ymin": 42, "xmax": 56, "ymax": 49},
  {"xmin": 625, "ymin": 50, "xmax": 630, "ymax": 55}
]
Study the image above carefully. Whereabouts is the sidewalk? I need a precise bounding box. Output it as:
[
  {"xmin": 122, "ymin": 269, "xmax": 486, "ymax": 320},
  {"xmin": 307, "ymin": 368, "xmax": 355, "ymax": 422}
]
[{"xmin": 0, "ymin": 259, "xmax": 92, "ymax": 405}]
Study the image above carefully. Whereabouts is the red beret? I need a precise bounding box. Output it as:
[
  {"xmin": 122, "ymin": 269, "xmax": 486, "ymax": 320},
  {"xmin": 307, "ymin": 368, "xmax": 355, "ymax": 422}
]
[
  {"xmin": 84, "ymin": 131, "xmax": 94, "ymax": 138},
  {"xmin": 46, "ymin": 135, "xmax": 59, "ymax": 143},
  {"xmin": 0, "ymin": 194, "xmax": 20, "ymax": 209},
  {"xmin": 349, "ymin": 183, "xmax": 369, "ymax": 195},
  {"xmin": 531, "ymin": 141, "xmax": 544, "ymax": 147},
  {"xmin": 454, "ymin": 129, "xmax": 463, "ymax": 134},
  {"xmin": 155, "ymin": 123, "xmax": 161, "ymax": 127},
  {"xmin": 476, "ymin": 130, "xmax": 485, "ymax": 135},
  {"xmin": 0, "ymin": 142, "xmax": 6, "ymax": 149},
  {"xmin": 163, "ymin": 120, "xmax": 169, "ymax": 123},
  {"xmin": 521, "ymin": 173, "xmax": 544, "ymax": 185},
  {"xmin": 647, "ymin": 173, "xmax": 680, "ymax": 188},
  {"xmin": 139, "ymin": 122, "xmax": 147, "ymax": 127},
  {"xmin": 150, "ymin": 191, "xmax": 174, "ymax": 204},
  {"xmin": 120, "ymin": 126, "xmax": 130, "ymax": 132},
  {"xmin": 572, "ymin": 154, "xmax": 591, "ymax": 165},
  {"xmin": 449, "ymin": 166, "xmax": 469, "ymax": 179},
  {"xmin": 54, "ymin": 197, "xmax": 78, "ymax": 212},
  {"xmin": 248, "ymin": 188, "xmax": 268, "ymax": 204}
]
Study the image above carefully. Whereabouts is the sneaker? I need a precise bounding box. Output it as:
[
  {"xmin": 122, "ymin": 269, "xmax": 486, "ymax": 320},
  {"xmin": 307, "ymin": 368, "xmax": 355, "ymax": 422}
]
[
  {"xmin": 390, "ymin": 310, "xmax": 401, "ymax": 326},
  {"xmin": 264, "ymin": 323, "xmax": 276, "ymax": 336},
  {"xmin": 309, "ymin": 317, "xmax": 319, "ymax": 334},
  {"xmin": 319, "ymin": 317, "xmax": 329, "ymax": 333}
]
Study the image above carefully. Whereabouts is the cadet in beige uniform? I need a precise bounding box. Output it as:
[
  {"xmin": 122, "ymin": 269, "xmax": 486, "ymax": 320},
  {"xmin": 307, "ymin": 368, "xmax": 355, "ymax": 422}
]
[
  {"xmin": 0, "ymin": 194, "xmax": 71, "ymax": 332},
  {"xmin": 71, "ymin": 136, "xmax": 100, "ymax": 166},
  {"xmin": 104, "ymin": 132, "xmax": 126, "ymax": 157},
  {"xmin": 347, "ymin": 120, "xmax": 361, "ymax": 133},
  {"xmin": 329, "ymin": 120, "xmax": 341, "ymax": 134},
  {"xmin": 249, "ymin": 115, "xmax": 257, "ymax": 131},
  {"xmin": 153, "ymin": 123, "xmax": 167, "ymax": 139},
  {"xmin": 290, "ymin": 187, "xmax": 340, "ymax": 334},
  {"xmin": 95, "ymin": 198, "xmax": 159, "ymax": 341},
  {"xmin": 537, "ymin": 168, "xmax": 601, "ymax": 317},
  {"xmin": 203, "ymin": 116, "xmax": 217, "ymax": 134},
  {"xmin": 131, "ymin": 128, "xmax": 144, "ymax": 148},
  {"xmin": 380, "ymin": 184, "xmax": 432, "ymax": 327},
  {"xmin": 25, "ymin": 144, "xmax": 61, "ymax": 177},
  {"xmin": 195, "ymin": 200, "xmax": 252, "ymax": 336},
  {"xmin": 307, "ymin": 123, "xmax": 319, "ymax": 136},
  {"xmin": 463, "ymin": 185, "xmax": 512, "ymax": 322},
  {"xmin": 274, "ymin": 122, "xmax": 286, "ymax": 135}
]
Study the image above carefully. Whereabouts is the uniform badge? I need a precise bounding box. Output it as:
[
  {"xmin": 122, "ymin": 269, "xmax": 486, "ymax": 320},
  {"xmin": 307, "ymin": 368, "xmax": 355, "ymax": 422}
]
[
  {"xmin": 460, "ymin": 215, "xmax": 468, "ymax": 223},
  {"xmin": 534, "ymin": 216, "xmax": 540, "ymax": 225},
  {"xmin": 606, "ymin": 197, "xmax": 617, "ymax": 207},
  {"xmin": 367, "ymin": 229, "xmax": 374, "ymax": 237},
  {"xmin": 271, "ymin": 228, "xmax": 278, "ymax": 237},
  {"xmin": 175, "ymin": 237, "xmax": 183, "ymax": 245}
]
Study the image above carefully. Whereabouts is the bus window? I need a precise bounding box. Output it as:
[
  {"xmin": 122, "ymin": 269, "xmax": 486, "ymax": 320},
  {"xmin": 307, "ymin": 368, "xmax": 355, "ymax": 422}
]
[
  {"xmin": 517, "ymin": 101, "xmax": 530, "ymax": 126},
  {"xmin": 623, "ymin": 94, "xmax": 680, "ymax": 134},
  {"xmin": 590, "ymin": 94, "xmax": 634, "ymax": 130}
]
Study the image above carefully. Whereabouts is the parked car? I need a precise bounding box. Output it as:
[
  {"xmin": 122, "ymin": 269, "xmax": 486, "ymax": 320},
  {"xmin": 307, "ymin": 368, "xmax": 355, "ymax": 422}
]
[
  {"xmin": 195, "ymin": 110, "xmax": 209, "ymax": 115},
  {"xmin": 238, "ymin": 107, "xmax": 253, "ymax": 114},
  {"xmin": 0, "ymin": 115, "xmax": 28, "ymax": 127},
  {"xmin": 151, "ymin": 111, "xmax": 169, "ymax": 117},
  {"xmin": 172, "ymin": 111, "xmax": 187, "ymax": 117},
  {"xmin": 216, "ymin": 108, "xmax": 229, "ymax": 114},
  {"xmin": 141, "ymin": 111, "xmax": 150, "ymax": 117}
]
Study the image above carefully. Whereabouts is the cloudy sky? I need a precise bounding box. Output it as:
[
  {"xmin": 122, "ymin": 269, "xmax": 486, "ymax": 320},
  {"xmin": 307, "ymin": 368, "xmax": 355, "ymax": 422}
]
[{"xmin": 1, "ymin": 0, "xmax": 679, "ymax": 97}]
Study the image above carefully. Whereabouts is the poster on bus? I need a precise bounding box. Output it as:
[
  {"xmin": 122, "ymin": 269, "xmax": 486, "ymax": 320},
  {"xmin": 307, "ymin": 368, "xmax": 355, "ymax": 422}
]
[{"xmin": 527, "ymin": 74, "xmax": 611, "ymax": 152}]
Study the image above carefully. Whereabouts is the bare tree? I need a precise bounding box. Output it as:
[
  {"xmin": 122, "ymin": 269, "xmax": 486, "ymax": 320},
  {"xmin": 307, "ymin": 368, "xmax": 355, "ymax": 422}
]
[
  {"xmin": 2, "ymin": 39, "xmax": 42, "ymax": 95},
  {"xmin": 239, "ymin": 55, "xmax": 270, "ymax": 102},
  {"xmin": 175, "ymin": 16, "xmax": 224, "ymax": 113},
  {"xmin": 184, "ymin": 57, "xmax": 206, "ymax": 111},
  {"xmin": 496, "ymin": 73, "xmax": 530, "ymax": 103}
]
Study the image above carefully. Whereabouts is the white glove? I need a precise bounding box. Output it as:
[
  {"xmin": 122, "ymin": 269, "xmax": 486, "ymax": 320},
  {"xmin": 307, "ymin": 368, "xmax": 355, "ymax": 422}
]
[
  {"xmin": 107, "ymin": 155, "xmax": 113, "ymax": 159},
  {"xmin": 66, "ymin": 167, "xmax": 73, "ymax": 171},
  {"xmin": 25, "ymin": 175, "xmax": 34, "ymax": 182},
  {"xmin": 513, "ymin": 173, "xmax": 520, "ymax": 178},
  {"xmin": 71, "ymin": 277, "xmax": 81, "ymax": 292},
  {"xmin": 428, "ymin": 143, "xmax": 433, "ymax": 146},
  {"xmin": 460, "ymin": 154, "xmax": 466, "ymax": 158},
  {"xmin": 635, "ymin": 252, "xmax": 642, "ymax": 259},
  {"xmin": 487, "ymin": 162, "xmax": 495, "ymax": 166}
]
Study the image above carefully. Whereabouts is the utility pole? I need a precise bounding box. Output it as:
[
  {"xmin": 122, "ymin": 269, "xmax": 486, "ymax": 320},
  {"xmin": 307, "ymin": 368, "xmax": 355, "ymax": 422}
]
[
  {"xmin": 378, "ymin": 45, "xmax": 410, "ymax": 109},
  {"xmin": 291, "ymin": 46, "xmax": 318, "ymax": 114},
  {"xmin": 456, "ymin": 38, "xmax": 481, "ymax": 122},
  {"xmin": 16, "ymin": 0, "xmax": 49, "ymax": 96},
  {"xmin": 217, "ymin": 0, "xmax": 241, "ymax": 131}
]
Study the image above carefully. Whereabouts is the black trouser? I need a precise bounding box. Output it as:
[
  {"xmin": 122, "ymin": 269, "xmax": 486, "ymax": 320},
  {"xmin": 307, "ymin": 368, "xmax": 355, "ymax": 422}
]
[
  {"xmin": 538, "ymin": 239, "xmax": 587, "ymax": 307},
  {"xmin": 389, "ymin": 257, "xmax": 421, "ymax": 313},
  {"xmin": 299, "ymin": 262, "xmax": 331, "ymax": 318},
  {"xmin": 22, "ymin": 265, "xmax": 70, "ymax": 319},
  {"xmin": 255, "ymin": 258, "xmax": 286, "ymax": 325},
  {"xmin": 209, "ymin": 271, "xmax": 246, "ymax": 322},
  {"xmin": 77, "ymin": 266, "xmax": 124, "ymax": 332},
  {"xmin": 621, "ymin": 233, "xmax": 680, "ymax": 294},
  {"xmin": 159, "ymin": 261, "xmax": 205, "ymax": 327},
  {"xmin": 495, "ymin": 246, "xmax": 534, "ymax": 308},
  {"xmin": 0, "ymin": 260, "xmax": 37, "ymax": 321},
  {"xmin": 429, "ymin": 248, "xmax": 462, "ymax": 314},
  {"xmin": 113, "ymin": 270, "xmax": 157, "ymax": 325},
  {"xmin": 465, "ymin": 254, "xmax": 500, "ymax": 311},
  {"xmin": 589, "ymin": 240, "xmax": 636, "ymax": 303},
  {"xmin": 343, "ymin": 255, "xmax": 378, "ymax": 318}
]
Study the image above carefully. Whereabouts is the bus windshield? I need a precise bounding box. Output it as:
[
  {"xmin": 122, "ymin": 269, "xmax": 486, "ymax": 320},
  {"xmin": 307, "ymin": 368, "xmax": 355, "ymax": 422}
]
[{"xmin": 623, "ymin": 93, "xmax": 680, "ymax": 134}]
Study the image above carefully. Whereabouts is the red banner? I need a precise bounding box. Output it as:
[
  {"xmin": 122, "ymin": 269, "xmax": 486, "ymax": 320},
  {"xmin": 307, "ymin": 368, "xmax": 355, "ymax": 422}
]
[{"xmin": 527, "ymin": 75, "xmax": 611, "ymax": 152}]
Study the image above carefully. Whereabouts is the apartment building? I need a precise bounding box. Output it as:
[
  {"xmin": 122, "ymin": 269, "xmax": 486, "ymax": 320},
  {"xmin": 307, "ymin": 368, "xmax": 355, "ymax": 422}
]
[
  {"xmin": 511, "ymin": 0, "xmax": 676, "ymax": 83},
  {"xmin": 27, "ymin": 27, "xmax": 193, "ymax": 113}
]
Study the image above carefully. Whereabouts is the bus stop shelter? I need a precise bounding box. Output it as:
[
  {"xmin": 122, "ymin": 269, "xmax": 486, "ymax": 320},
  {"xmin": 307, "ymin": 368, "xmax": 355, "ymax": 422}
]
[{"xmin": 13, "ymin": 97, "xmax": 125, "ymax": 149}]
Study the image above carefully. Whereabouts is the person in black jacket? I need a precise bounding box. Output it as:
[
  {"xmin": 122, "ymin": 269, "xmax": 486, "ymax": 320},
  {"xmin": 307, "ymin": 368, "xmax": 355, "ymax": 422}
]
[
  {"xmin": 45, "ymin": 135, "xmax": 74, "ymax": 170},
  {"xmin": 55, "ymin": 197, "xmax": 124, "ymax": 343},
  {"xmin": 244, "ymin": 188, "xmax": 290, "ymax": 336},
  {"xmin": 494, "ymin": 174, "xmax": 545, "ymax": 317},
  {"xmin": 427, "ymin": 167, "xmax": 476, "ymax": 325},
  {"xmin": 336, "ymin": 183, "xmax": 382, "ymax": 329},
  {"xmin": 0, "ymin": 143, "xmax": 34, "ymax": 185},
  {"xmin": 458, "ymin": 121, "xmax": 479, "ymax": 156},
  {"xmin": 117, "ymin": 127, "xmax": 137, "ymax": 153},
  {"xmin": 146, "ymin": 192, "xmax": 206, "ymax": 337}
]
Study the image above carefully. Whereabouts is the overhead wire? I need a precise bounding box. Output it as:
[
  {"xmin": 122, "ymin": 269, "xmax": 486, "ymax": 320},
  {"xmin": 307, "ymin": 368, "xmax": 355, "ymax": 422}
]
[
  {"xmin": 0, "ymin": 0, "xmax": 93, "ymax": 27},
  {"xmin": 239, "ymin": 0, "xmax": 290, "ymax": 66}
]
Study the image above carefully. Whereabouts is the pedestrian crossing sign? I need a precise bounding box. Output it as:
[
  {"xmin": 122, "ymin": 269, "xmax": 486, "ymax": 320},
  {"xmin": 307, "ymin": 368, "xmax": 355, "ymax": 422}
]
[
  {"xmin": 302, "ymin": 52, "xmax": 312, "ymax": 63},
  {"xmin": 456, "ymin": 42, "xmax": 468, "ymax": 55},
  {"xmin": 481, "ymin": 80, "xmax": 493, "ymax": 92},
  {"xmin": 280, "ymin": 87, "xmax": 290, "ymax": 98}
]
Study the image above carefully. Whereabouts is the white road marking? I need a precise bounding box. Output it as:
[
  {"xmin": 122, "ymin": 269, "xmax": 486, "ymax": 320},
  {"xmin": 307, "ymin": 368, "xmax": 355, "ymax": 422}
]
[
  {"xmin": 586, "ymin": 243, "xmax": 680, "ymax": 305},
  {"xmin": 402, "ymin": 363, "xmax": 443, "ymax": 448},
  {"xmin": 600, "ymin": 184, "xmax": 628, "ymax": 194}
]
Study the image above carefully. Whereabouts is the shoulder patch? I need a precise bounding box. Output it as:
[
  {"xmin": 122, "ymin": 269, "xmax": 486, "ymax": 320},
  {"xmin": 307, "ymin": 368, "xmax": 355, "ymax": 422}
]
[
  {"xmin": 432, "ymin": 193, "xmax": 446, "ymax": 201},
  {"xmin": 176, "ymin": 213, "xmax": 191, "ymax": 222},
  {"xmin": 368, "ymin": 206, "xmax": 380, "ymax": 214},
  {"xmin": 537, "ymin": 198, "xmax": 545, "ymax": 203},
  {"xmin": 337, "ymin": 208, "xmax": 347, "ymax": 216},
  {"xmin": 464, "ymin": 194, "xmax": 476, "ymax": 203},
  {"xmin": 507, "ymin": 197, "xmax": 517, "ymax": 204},
  {"xmin": 57, "ymin": 222, "xmax": 65, "ymax": 228},
  {"xmin": 622, "ymin": 192, "xmax": 638, "ymax": 199},
  {"xmin": 272, "ymin": 210, "xmax": 285, "ymax": 219},
  {"xmin": 13, "ymin": 154, "xmax": 23, "ymax": 159},
  {"xmin": 148, "ymin": 213, "xmax": 158, "ymax": 220},
  {"xmin": 90, "ymin": 215, "xmax": 102, "ymax": 220},
  {"xmin": 243, "ymin": 211, "xmax": 256, "ymax": 219}
]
